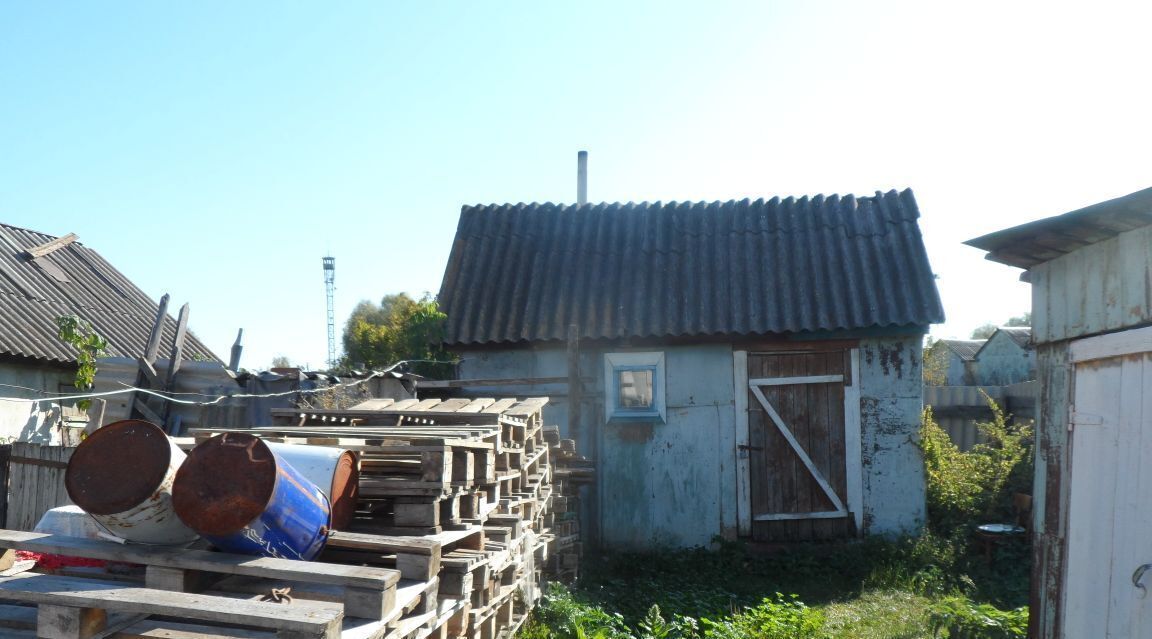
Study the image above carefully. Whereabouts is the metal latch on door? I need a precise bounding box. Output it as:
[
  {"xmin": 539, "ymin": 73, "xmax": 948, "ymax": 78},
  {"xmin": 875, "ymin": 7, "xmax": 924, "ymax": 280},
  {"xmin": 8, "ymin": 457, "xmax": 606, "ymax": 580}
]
[
  {"xmin": 1132, "ymin": 563, "xmax": 1152, "ymax": 598},
  {"xmin": 737, "ymin": 444, "xmax": 763, "ymax": 459}
]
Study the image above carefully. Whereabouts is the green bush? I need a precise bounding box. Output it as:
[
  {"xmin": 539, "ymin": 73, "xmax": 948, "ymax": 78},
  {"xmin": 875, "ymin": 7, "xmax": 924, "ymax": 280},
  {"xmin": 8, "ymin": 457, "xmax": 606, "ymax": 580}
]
[
  {"xmin": 927, "ymin": 596, "xmax": 1028, "ymax": 638},
  {"xmin": 699, "ymin": 594, "xmax": 825, "ymax": 639},
  {"xmin": 920, "ymin": 400, "xmax": 1033, "ymax": 535},
  {"xmin": 525, "ymin": 586, "xmax": 825, "ymax": 639},
  {"xmin": 527, "ymin": 584, "xmax": 632, "ymax": 639}
]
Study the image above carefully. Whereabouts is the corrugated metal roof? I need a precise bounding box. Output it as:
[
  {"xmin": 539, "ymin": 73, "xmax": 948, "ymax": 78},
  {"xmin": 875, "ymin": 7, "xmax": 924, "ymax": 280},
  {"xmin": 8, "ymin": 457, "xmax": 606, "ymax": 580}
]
[
  {"xmin": 0, "ymin": 224, "xmax": 218, "ymax": 364},
  {"xmin": 439, "ymin": 188, "xmax": 944, "ymax": 345},
  {"xmin": 940, "ymin": 339, "xmax": 985, "ymax": 361},
  {"xmin": 966, "ymin": 186, "xmax": 1152, "ymax": 269}
]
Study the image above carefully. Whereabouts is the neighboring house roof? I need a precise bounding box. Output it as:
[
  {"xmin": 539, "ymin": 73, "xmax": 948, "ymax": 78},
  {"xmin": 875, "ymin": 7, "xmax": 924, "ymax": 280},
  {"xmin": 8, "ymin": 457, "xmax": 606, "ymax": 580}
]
[
  {"xmin": 0, "ymin": 224, "xmax": 218, "ymax": 364},
  {"xmin": 939, "ymin": 339, "xmax": 985, "ymax": 361},
  {"xmin": 966, "ymin": 186, "xmax": 1152, "ymax": 268},
  {"xmin": 439, "ymin": 188, "xmax": 945, "ymax": 346},
  {"xmin": 995, "ymin": 326, "xmax": 1032, "ymax": 348}
]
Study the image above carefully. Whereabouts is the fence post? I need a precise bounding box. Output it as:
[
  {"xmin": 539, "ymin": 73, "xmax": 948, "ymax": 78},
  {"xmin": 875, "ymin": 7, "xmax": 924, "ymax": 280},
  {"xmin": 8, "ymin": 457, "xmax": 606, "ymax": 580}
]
[{"xmin": 0, "ymin": 444, "xmax": 10, "ymax": 528}]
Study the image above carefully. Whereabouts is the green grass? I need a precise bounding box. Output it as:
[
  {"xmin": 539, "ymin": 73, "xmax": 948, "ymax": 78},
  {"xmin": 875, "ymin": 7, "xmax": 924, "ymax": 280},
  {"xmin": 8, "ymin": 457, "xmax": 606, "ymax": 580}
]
[
  {"xmin": 521, "ymin": 534, "xmax": 1029, "ymax": 639},
  {"xmin": 521, "ymin": 408, "xmax": 1033, "ymax": 638},
  {"xmin": 820, "ymin": 590, "xmax": 934, "ymax": 639}
]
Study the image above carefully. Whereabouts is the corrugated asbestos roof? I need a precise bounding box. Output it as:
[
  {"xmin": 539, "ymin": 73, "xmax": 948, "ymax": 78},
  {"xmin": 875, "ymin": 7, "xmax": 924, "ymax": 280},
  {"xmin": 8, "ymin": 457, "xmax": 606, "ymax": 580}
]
[
  {"xmin": 0, "ymin": 224, "xmax": 218, "ymax": 364},
  {"xmin": 941, "ymin": 339, "xmax": 985, "ymax": 361},
  {"xmin": 996, "ymin": 327, "xmax": 1032, "ymax": 348},
  {"xmin": 439, "ymin": 188, "xmax": 944, "ymax": 345},
  {"xmin": 966, "ymin": 186, "xmax": 1152, "ymax": 269}
]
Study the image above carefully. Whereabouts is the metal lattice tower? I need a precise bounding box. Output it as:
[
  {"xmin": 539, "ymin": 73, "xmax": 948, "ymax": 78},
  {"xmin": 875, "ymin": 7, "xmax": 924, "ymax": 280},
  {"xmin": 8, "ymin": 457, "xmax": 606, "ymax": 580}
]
[{"xmin": 323, "ymin": 256, "xmax": 336, "ymax": 367}]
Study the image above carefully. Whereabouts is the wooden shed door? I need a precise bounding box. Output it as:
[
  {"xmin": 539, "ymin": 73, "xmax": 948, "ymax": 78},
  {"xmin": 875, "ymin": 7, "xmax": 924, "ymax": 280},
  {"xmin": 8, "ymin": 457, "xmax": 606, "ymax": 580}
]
[
  {"xmin": 741, "ymin": 348, "xmax": 860, "ymax": 541},
  {"xmin": 1063, "ymin": 328, "xmax": 1152, "ymax": 637}
]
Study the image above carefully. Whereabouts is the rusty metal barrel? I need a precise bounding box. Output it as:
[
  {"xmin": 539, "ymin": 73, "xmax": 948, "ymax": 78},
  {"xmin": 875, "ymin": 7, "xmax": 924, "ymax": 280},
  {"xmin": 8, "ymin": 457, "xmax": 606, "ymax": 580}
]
[
  {"xmin": 172, "ymin": 433, "xmax": 331, "ymax": 560},
  {"xmin": 265, "ymin": 442, "xmax": 358, "ymax": 530},
  {"xmin": 64, "ymin": 419, "xmax": 199, "ymax": 545}
]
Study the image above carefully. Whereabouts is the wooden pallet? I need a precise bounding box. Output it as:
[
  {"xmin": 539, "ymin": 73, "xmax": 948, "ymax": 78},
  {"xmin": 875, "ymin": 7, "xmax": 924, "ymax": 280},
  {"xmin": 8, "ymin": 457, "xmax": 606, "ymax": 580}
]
[
  {"xmin": 0, "ymin": 529, "xmax": 409, "ymax": 638},
  {"xmin": 100, "ymin": 399, "xmax": 583, "ymax": 639}
]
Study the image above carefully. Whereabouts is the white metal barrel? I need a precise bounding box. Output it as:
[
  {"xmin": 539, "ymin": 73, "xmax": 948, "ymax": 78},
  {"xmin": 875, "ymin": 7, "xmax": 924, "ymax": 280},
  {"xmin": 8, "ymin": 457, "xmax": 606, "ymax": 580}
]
[
  {"xmin": 64, "ymin": 420, "xmax": 199, "ymax": 545},
  {"xmin": 265, "ymin": 442, "xmax": 359, "ymax": 530}
]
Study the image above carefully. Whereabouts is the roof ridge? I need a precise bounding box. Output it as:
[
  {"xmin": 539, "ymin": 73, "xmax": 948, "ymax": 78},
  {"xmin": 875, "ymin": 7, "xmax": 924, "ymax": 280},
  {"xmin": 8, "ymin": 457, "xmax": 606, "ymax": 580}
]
[{"xmin": 462, "ymin": 188, "xmax": 913, "ymax": 212}]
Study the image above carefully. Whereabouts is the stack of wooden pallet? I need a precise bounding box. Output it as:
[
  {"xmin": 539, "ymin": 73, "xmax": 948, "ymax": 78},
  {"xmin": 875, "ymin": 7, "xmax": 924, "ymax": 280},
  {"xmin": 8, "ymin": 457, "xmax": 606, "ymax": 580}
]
[
  {"xmin": 251, "ymin": 397, "xmax": 561, "ymax": 639},
  {"xmin": 0, "ymin": 396, "xmax": 587, "ymax": 639},
  {"xmin": 540, "ymin": 427, "xmax": 594, "ymax": 583}
]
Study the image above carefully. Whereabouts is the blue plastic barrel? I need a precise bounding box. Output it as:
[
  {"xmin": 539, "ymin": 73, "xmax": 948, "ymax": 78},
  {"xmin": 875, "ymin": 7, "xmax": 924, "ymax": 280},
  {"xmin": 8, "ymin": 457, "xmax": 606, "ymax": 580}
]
[{"xmin": 172, "ymin": 433, "xmax": 331, "ymax": 560}]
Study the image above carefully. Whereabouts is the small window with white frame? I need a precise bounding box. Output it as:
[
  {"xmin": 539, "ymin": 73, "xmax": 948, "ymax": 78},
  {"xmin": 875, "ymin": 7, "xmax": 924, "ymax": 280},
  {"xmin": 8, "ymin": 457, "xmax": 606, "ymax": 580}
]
[{"xmin": 604, "ymin": 352, "xmax": 665, "ymax": 422}]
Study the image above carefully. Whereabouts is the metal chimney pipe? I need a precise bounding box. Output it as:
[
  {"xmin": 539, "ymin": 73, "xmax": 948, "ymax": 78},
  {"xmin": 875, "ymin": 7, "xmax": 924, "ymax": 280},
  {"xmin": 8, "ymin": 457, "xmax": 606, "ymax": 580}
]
[{"xmin": 577, "ymin": 150, "xmax": 588, "ymax": 205}]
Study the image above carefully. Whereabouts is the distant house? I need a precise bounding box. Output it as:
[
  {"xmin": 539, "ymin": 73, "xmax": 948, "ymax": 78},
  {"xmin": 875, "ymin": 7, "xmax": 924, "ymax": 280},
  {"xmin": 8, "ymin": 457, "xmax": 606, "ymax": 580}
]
[
  {"xmin": 438, "ymin": 189, "xmax": 944, "ymax": 548},
  {"xmin": 974, "ymin": 327, "xmax": 1034, "ymax": 385},
  {"xmin": 926, "ymin": 339, "xmax": 984, "ymax": 385},
  {"xmin": 0, "ymin": 224, "xmax": 217, "ymax": 438}
]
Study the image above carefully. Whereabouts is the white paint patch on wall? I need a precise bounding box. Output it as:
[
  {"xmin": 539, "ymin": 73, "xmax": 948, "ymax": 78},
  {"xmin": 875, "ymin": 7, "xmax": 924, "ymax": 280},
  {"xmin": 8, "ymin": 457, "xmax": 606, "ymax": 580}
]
[{"xmin": 858, "ymin": 337, "xmax": 927, "ymax": 535}]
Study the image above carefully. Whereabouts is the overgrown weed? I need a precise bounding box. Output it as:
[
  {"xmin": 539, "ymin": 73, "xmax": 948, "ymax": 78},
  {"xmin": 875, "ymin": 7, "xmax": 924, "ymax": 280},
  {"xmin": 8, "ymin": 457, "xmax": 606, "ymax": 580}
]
[{"xmin": 522, "ymin": 403, "xmax": 1033, "ymax": 639}]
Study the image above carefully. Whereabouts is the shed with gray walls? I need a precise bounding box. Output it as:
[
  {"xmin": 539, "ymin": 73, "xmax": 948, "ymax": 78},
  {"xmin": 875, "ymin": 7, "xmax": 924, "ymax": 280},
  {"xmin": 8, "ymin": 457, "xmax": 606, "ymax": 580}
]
[
  {"xmin": 440, "ymin": 189, "xmax": 945, "ymax": 549},
  {"xmin": 926, "ymin": 339, "xmax": 983, "ymax": 385},
  {"xmin": 967, "ymin": 185, "xmax": 1152, "ymax": 638},
  {"xmin": 973, "ymin": 327, "xmax": 1034, "ymax": 386}
]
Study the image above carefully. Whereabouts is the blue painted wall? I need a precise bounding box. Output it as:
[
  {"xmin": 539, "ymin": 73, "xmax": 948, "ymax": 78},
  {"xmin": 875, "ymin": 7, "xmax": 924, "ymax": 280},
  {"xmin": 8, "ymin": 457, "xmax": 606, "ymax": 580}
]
[
  {"xmin": 858, "ymin": 338, "xmax": 927, "ymax": 535},
  {"xmin": 975, "ymin": 332, "xmax": 1035, "ymax": 385},
  {"xmin": 596, "ymin": 344, "xmax": 736, "ymax": 548},
  {"xmin": 456, "ymin": 336, "xmax": 925, "ymax": 547}
]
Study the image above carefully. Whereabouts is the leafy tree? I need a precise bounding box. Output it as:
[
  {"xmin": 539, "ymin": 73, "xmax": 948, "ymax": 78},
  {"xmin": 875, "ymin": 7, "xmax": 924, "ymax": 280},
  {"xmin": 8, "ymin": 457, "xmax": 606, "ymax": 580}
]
[
  {"xmin": 971, "ymin": 312, "xmax": 1031, "ymax": 339},
  {"xmin": 922, "ymin": 337, "xmax": 949, "ymax": 386},
  {"xmin": 270, "ymin": 355, "xmax": 293, "ymax": 368},
  {"xmin": 970, "ymin": 323, "xmax": 997, "ymax": 340},
  {"xmin": 340, "ymin": 293, "xmax": 455, "ymax": 378},
  {"xmin": 1004, "ymin": 312, "xmax": 1030, "ymax": 327}
]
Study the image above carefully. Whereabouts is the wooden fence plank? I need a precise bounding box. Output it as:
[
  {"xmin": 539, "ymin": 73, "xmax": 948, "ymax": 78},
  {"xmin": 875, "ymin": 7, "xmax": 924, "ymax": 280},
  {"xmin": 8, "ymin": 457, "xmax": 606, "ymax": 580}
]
[{"xmin": 8, "ymin": 444, "xmax": 74, "ymax": 532}]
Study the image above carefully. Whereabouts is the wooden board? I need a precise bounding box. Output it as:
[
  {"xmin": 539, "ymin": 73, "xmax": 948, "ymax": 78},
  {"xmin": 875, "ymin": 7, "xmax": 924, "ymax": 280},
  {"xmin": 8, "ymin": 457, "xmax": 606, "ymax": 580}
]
[
  {"xmin": 0, "ymin": 572, "xmax": 343, "ymax": 637},
  {"xmin": 747, "ymin": 348, "xmax": 851, "ymax": 541}
]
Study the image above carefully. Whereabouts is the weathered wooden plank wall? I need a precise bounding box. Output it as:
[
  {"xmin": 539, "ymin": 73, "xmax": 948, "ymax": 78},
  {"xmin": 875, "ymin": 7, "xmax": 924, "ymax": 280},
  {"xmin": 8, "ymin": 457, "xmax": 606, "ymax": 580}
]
[
  {"xmin": 6, "ymin": 443, "xmax": 73, "ymax": 531},
  {"xmin": 1032, "ymin": 224, "xmax": 1152, "ymax": 343}
]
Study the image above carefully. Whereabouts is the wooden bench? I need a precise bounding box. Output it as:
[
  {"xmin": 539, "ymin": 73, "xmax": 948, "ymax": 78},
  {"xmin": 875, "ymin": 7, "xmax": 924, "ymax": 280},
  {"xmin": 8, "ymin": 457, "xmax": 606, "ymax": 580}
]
[
  {"xmin": 0, "ymin": 530, "xmax": 399, "ymax": 621},
  {"xmin": 0, "ymin": 571, "xmax": 342, "ymax": 639}
]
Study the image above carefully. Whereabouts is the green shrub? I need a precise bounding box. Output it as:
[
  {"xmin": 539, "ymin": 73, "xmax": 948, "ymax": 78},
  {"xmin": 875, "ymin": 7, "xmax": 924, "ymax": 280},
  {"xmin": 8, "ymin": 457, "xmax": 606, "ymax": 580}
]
[
  {"xmin": 528, "ymin": 584, "xmax": 632, "ymax": 639},
  {"xmin": 699, "ymin": 594, "xmax": 826, "ymax": 639},
  {"xmin": 920, "ymin": 400, "xmax": 1033, "ymax": 535},
  {"xmin": 927, "ymin": 596, "xmax": 1028, "ymax": 638},
  {"xmin": 525, "ymin": 586, "xmax": 825, "ymax": 639}
]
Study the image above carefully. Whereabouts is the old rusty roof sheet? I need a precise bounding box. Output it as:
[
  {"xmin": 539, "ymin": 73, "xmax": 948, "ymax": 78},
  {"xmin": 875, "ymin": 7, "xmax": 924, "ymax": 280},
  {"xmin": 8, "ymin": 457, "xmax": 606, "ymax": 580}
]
[
  {"xmin": 439, "ymin": 188, "xmax": 944, "ymax": 345},
  {"xmin": 0, "ymin": 223, "xmax": 219, "ymax": 363}
]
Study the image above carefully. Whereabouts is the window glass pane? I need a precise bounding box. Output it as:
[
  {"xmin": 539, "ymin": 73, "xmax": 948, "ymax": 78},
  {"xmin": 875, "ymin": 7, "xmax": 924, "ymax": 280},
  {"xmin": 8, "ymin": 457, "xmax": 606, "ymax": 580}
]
[{"xmin": 618, "ymin": 369, "xmax": 653, "ymax": 409}]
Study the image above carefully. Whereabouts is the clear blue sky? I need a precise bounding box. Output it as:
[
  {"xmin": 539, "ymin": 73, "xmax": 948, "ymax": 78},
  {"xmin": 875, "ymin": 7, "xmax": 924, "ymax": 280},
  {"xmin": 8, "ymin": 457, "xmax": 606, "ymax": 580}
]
[{"xmin": 3, "ymin": 2, "xmax": 1150, "ymax": 369}]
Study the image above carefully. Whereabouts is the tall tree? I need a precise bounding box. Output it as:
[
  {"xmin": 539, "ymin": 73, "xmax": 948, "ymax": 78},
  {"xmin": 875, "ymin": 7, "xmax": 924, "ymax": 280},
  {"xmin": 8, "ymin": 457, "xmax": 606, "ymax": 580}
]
[
  {"xmin": 970, "ymin": 311, "xmax": 1031, "ymax": 339},
  {"xmin": 970, "ymin": 323, "xmax": 997, "ymax": 340},
  {"xmin": 922, "ymin": 336, "xmax": 949, "ymax": 386},
  {"xmin": 340, "ymin": 293, "xmax": 455, "ymax": 378},
  {"xmin": 1004, "ymin": 312, "xmax": 1031, "ymax": 327}
]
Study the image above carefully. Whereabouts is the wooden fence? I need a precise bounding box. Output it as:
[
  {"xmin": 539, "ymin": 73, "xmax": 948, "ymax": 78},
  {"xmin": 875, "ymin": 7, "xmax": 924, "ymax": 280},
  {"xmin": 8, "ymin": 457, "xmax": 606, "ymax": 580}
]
[
  {"xmin": 924, "ymin": 382, "xmax": 1037, "ymax": 451},
  {"xmin": 0, "ymin": 443, "xmax": 75, "ymax": 531}
]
